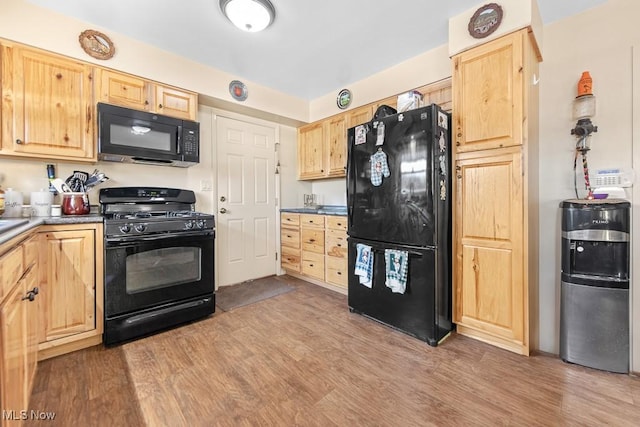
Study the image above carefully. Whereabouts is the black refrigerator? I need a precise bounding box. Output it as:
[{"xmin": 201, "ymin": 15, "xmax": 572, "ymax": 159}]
[{"xmin": 346, "ymin": 104, "xmax": 453, "ymax": 346}]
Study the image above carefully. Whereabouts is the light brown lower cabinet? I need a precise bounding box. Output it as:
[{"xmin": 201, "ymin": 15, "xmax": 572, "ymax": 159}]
[
  {"xmin": 300, "ymin": 214, "xmax": 325, "ymax": 280},
  {"xmin": 281, "ymin": 213, "xmax": 301, "ymax": 272},
  {"xmin": 0, "ymin": 233, "xmax": 39, "ymax": 425},
  {"xmin": 37, "ymin": 223, "xmax": 104, "ymax": 360},
  {"xmin": 280, "ymin": 213, "xmax": 347, "ymax": 291},
  {"xmin": 324, "ymin": 216, "xmax": 347, "ymax": 289}
]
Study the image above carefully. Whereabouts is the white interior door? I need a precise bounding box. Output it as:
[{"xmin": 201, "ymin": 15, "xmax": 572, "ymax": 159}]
[{"xmin": 216, "ymin": 116, "xmax": 276, "ymax": 287}]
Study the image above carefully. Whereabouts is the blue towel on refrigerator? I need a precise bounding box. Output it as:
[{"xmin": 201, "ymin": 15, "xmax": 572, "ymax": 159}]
[
  {"xmin": 354, "ymin": 244, "xmax": 373, "ymax": 288},
  {"xmin": 385, "ymin": 249, "xmax": 409, "ymax": 294}
]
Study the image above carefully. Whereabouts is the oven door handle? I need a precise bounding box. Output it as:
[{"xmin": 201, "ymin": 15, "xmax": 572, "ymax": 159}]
[{"xmin": 106, "ymin": 231, "xmax": 214, "ymax": 246}]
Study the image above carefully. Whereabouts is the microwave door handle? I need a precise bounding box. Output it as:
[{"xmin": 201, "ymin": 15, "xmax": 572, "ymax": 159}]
[{"xmin": 176, "ymin": 126, "xmax": 182, "ymax": 154}]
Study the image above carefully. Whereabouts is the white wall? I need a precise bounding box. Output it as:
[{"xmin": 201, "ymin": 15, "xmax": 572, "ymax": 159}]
[
  {"xmin": 538, "ymin": 0, "xmax": 639, "ymax": 369},
  {"xmin": 311, "ymin": 179, "xmax": 347, "ymax": 206}
]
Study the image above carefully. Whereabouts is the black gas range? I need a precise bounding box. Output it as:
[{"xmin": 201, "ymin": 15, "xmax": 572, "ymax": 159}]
[{"xmin": 99, "ymin": 187, "xmax": 215, "ymax": 345}]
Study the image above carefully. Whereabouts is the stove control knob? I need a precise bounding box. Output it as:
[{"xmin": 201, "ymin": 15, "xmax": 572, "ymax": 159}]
[
  {"xmin": 119, "ymin": 224, "xmax": 131, "ymax": 234},
  {"xmin": 134, "ymin": 224, "xmax": 147, "ymax": 233},
  {"xmin": 185, "ymin": 221, "xmax": 194, "ymax": 229},
  {"xmin": 196, "ymin": 220, "xmax": 205, "ymax": 229}
]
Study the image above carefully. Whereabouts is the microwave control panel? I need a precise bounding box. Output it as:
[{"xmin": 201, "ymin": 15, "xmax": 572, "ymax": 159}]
[{"xmin": 183, "ymin": 130, "xmax": 198, "ymax": 156}]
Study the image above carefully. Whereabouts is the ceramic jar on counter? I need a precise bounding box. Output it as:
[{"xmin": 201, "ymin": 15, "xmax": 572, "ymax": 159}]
[
  {"xmin": 2, "ymin": 188, "xmax": 23, "ymax": 217},
  {"xmin": 61, "ymin": 192, "xmax": 90, "ymax": 215},
  {"xmin": 30, "ymin": 190, "xmax": 53, "ymax": 216}
]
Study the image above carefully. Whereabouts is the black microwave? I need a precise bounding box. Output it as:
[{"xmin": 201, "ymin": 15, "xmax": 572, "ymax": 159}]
[{"xmin": 97, "ymin": 102, "xmax": 199, "ymax": 167}]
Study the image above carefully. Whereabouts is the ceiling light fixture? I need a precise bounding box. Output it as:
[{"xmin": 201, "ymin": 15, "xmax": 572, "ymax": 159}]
[{"xmin": 220, "ymin": 0, "xmax": 275, "ymax": 33}]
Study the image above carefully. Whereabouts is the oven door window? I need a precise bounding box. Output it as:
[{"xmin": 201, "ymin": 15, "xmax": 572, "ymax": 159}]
[
  {"xmin": 105, "ymin": 233, "xmax": 214, "ymax": 318},
  {"xmin": 126, "ymin": 247, "xmax": 201, "ymax": 294}
]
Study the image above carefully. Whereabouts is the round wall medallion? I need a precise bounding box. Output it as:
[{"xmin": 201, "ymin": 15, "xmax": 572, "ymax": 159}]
[
  {"xmin": 468, "ymin": 3, "xmax": 503, "ymax": 39},
  {"xmin": 336, "ymin": 88, "xmax": 352, "ymax": 110},
  {"xmin": 78, "ymin": 29, "xmax": 115, "ymax": 60},
  {"xmin": 229, "ymin": 80, "xmax": 248, "ymax": 102}
]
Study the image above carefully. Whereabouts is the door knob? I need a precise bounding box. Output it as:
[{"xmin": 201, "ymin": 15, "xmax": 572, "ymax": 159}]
[{"xmin": 220, "ymin": 208, "xmax": 227, "ymax": 214}]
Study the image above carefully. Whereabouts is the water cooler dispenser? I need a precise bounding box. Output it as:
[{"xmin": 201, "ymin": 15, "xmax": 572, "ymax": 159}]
[{"xmin": 560, "ymin": 199, "xmax": 630, "ymax": 373}]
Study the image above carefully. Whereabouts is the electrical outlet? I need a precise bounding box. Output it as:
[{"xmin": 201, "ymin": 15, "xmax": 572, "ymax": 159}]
[{"xmin": 200, "ymin": 180, "xmax": 213, "ymax": 191}]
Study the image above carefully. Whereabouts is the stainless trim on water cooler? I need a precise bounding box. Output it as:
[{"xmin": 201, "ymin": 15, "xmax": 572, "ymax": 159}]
[{"xmin": 561, "ymin": 229, "xmax": 629, "ymax": 242}]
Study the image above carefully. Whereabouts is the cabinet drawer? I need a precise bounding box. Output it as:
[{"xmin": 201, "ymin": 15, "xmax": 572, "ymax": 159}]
[
  {"xmin": 326, "ymin": 215, "xmax": 347, "ymax": 231},
  {"xmin": 301, "ymin": 229, "xmax": 324, "ymax": 253},
  {"xmin": 326, "ymin": 229, "xmax": 347, "ymax": 254},
  {"xmin": 0, "ymin": 246, "xmax": 24, "ymax": 301},
  {"xmin": 301, "ymin": 251, "xmax": 324, "ymax": 280},
  {"xmin": 281, "ymin": 247, "xmax": 300, "ymax": 272},
  {"xmin": 281, "ymin": 213, "xmax": 300, "ymax": 227},
  {"xmin": 300, "ymin": 214, "xmax": 324, "ymax": 228},
  {"xmin": 281, "ymin": 228, "xmax": 300, "ymax": 249},
  {"xmin": 325, "ymin": 256, "xmax": 347, "ymax": 288}
]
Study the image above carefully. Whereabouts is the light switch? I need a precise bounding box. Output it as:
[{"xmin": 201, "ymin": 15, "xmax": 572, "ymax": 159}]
[{"xmin": 200, "ymin": 180, "xmax": 213, "ymax": 191}]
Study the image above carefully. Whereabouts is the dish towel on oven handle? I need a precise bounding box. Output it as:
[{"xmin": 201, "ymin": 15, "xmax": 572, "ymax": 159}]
[
  {"xmin": 354, "ymin": 243, "xmax": 374, "ymax": 288},
  {"xmin": 385, "ymin": 249, "xmax": 409, "ymax": 294}
]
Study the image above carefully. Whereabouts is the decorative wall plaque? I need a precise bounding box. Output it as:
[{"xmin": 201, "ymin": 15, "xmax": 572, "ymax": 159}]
[
  {"xmin": 468, "ymin": 3, "xmax": 503, "ymax": 39},
  {"xmin": 229, "ymin": 80, "xmax": 248, "ymax": 101},
  {"xmin": 336, "ymin": 88, "xmax": 352, "ymax": 110},
  {"xmin": 78, "ymin": 29, "xmax": 115, "ymax": 60}
]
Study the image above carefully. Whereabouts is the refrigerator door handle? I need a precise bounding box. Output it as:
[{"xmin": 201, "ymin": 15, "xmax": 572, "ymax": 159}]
[{"xmin": 370, "ymin": 247, "xmax": 424, "ymax": 257}]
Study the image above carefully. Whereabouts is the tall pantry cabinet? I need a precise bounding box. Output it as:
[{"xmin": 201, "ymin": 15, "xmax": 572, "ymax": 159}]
[{"xmin": 452, "ymin": 29, "xmax": 540, "ymax": 355}]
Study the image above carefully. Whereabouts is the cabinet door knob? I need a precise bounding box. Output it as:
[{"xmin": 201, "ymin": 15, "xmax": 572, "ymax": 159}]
[
  {"xmin": 16, "ymin": 139, "xmax": 23, "ymax": 144},
  {"xmin": 158, "ymin": 104, "xmax": 163, "ymax": 109}
]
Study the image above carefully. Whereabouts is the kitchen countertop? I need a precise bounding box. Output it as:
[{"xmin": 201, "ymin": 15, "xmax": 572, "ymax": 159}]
[
  {"xmin": 0, "ymin": 213, "xmax": 104, "ymax": 246},
  {"xmin": 280, "ymin": 205, "xmax": 347, "ymax": 216}
]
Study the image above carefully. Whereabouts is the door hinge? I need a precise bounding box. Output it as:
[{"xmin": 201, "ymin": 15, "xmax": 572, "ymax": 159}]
[{"xmin": 275, "ymin": 252, "xmax": 278, "ymax": 261}]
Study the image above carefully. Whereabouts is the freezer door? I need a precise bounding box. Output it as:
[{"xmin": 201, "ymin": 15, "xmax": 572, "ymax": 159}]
[
  {"xmin": 347, "ymin": 105, "xmax": 449, "ymax": 247},
  {"xmin": 347, "ymin": 237, "xmax": 452, "ymax": 346}
]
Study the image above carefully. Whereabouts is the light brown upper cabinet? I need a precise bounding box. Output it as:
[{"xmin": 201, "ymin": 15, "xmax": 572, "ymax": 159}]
[
  {"xmin": 297, "ymin": 121, "xmax": 326, "ymax": 179},
  {"xmin": 96, "ymin": 69, "xmax": 151, "ymax": 111},
  {"xmin": 1, "ymin": 43, "xmax": 95, "ymax": 161},
  {"xmin": 345, "ymin": 105, "xmax": 373, "ymax": 129},
  {"xmin": 297, "ymin": 115, "xmax": 348, "ymax": 180},
  {"xmin": 295, "ymin": 79, "xmax": 452, "ymax": 181},
  {"xmin": 452, "ymin": 32, "xmax": 524, "ymax": 152},
  {"xmin": 155, "ymin": 85, "xmax": 198, "ymax": 121},
  {"xmin": 452, "ymin": 29, "xmax": 540, "ymax": 356},
  {"xmin": 97, "ymin": 68, "xmax": 198, "ymax": 121},
  {"xmin": 325, "ymin": 115, "xmax": 347, "ymax": 177}
]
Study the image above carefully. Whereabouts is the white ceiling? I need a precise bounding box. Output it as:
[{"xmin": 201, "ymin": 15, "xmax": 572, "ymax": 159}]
[{"xmin": 27, "ymin": 0, "xmax": 607, "ymax": 100}]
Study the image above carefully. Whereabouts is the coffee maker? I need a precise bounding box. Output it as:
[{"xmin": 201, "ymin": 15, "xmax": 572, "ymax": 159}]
[{"xmin": 559, "ymin": 199, "xmax": 630, "ymax": 373}]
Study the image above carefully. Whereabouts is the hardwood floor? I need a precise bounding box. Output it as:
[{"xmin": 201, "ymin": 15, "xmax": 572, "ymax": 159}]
[{"xmin": 27, "ymin": 275, "xmax": 640, "ymax": 426}]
